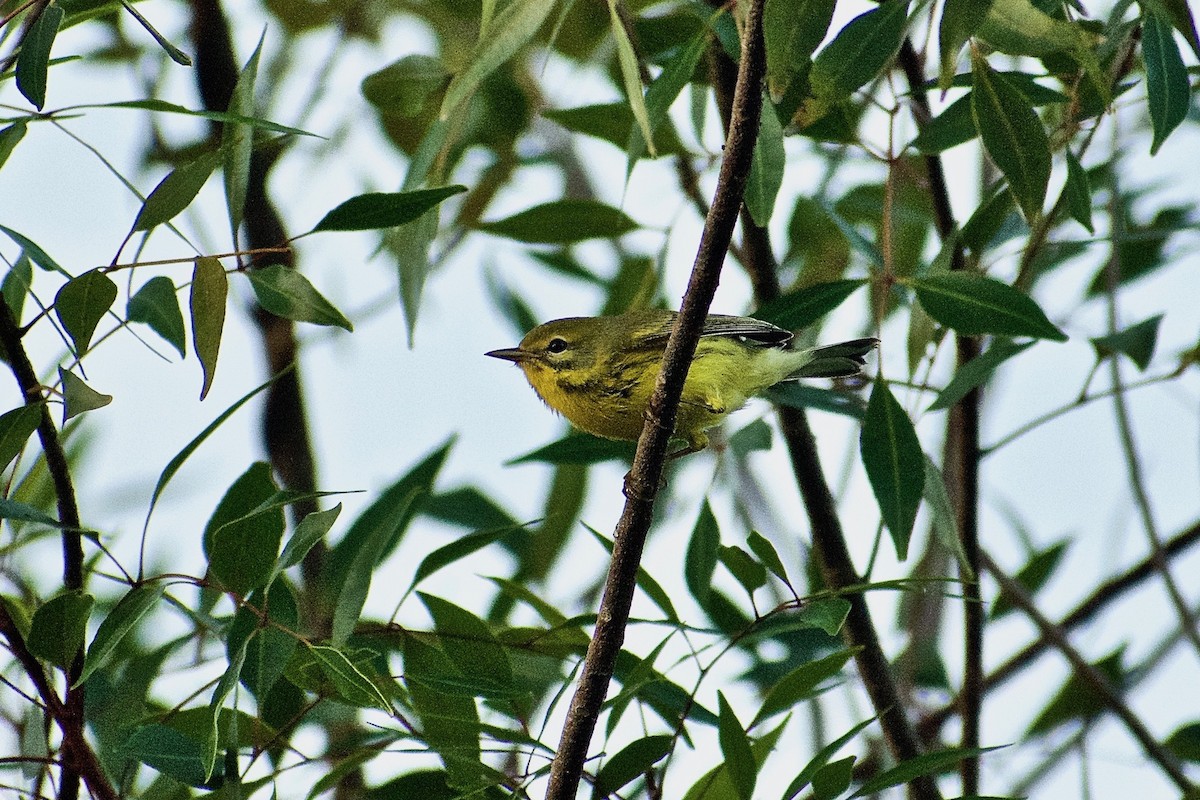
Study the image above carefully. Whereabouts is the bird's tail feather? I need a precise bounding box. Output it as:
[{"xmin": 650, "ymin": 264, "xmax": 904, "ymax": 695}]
[{"xmin": 790, "ymin": 338, "xmax": 879, "ymax": 379}]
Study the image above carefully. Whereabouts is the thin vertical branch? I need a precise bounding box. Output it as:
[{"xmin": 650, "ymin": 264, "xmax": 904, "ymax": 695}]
[
  {"xmin": 544, "ymin": 3, "xmax": 768, "ymax": 797},
  {"xmin": 896, "ymin": 39, "xmax": 984, "ymax": 792}
]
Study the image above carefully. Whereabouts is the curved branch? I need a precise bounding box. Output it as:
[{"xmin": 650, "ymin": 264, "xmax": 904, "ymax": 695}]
[{"xmin": 543, "ymin": 3, "xmax": 768, "ymax": 797}]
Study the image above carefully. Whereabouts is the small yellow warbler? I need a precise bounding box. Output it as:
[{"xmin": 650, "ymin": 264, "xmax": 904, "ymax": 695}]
[{"xmin": 486, "ymin": 311, "xmax": 877, "ymax": 457}]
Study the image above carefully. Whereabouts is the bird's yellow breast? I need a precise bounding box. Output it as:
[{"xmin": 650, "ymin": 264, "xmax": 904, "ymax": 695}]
[{"xmin": 520, "ymin": 337, "xmax": 799, "ymax": 445}]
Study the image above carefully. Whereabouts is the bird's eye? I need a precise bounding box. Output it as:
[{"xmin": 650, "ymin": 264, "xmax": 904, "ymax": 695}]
[{"xmin": 546, "ymin": 338, "xmax": 568, "ymax": 354}]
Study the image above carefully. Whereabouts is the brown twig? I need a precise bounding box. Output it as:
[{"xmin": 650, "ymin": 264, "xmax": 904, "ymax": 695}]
[
  {"xmin": 543, "ymin": 2, "xmax": 767, "ymax": 796},
  {"xmin": 978, "ymin": 551, "xmax": 1195, "ymax": 793}
]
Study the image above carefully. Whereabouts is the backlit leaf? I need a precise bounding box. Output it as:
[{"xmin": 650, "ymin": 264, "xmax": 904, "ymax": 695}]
[
  {"xmin": 764, "ymin": 0, "xmax": 836, "ymax": 101},
  {"xmin": 77, "ymin": 584, "xmax": 166, "ymax": 686},
  {"xmin": 1143, "ymin": 11, "xmax": 1190, "ymax": 155},
  {"xmin": 0, "ymin": 404, "xmax": 42, "ymax": 473},
  {"xmin": 753, "ymin": 279, "xmax": 866, "ymax": 330},
  {"xmin": 59, "ymin": 368, "xmax": 112, "ymax": 422},
  {"xmin": 248, "ymin": 265, "xmax": 353, "ymax": 330},
  {"xmin": 910, "ymin": 273, "xmax": 1067, "ymax": 341},
  {"xmin": 132, "ymin": 149, "xmax": 223, "ymax": 232},
  {"xmin": 479, "ymin": 200, "xmax": 638, "ymax": 244},
  {"xmin": 15, "ymin": 4, "xmax": 64, "ymax": 110},
  {"xmin": 1090, "ymin": 314, "xmax": 1163, "ymax": 371},
  {"xmin": 190, "ymin": 256, "xmax": 227, "ymax": 400},
  {"xmin": 311, "ymin": 186, "xmax": 466, "ymax": 233},
  {"xmin": 860, "ymin": 381, "xmax": 923, "ymax": 559},
  {"xmin": 55, "ymin": 269, "xmax": 117, "ymax": 355},
  {"xmin": 222, "ymin": 32, "xmax": 264, "ymax": 245},
  {"xmin": 29, "ymin": 590, "xmax": 93, "ymax": 668},
  {"xmin": 128, "ymin": 276, "xmax": 187, "ymax": 358}
]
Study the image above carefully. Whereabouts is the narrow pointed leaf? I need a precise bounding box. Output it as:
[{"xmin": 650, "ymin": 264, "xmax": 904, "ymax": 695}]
[
  {"xmin": 608, "ymin": 0, "xmax": 655, "ymax": 157},
  {"xmin": 271, "ymin": 504, "xmax": 341, "ymax": 585},
  {"xmin": 190, "ymin": 256, "xmax": 227, "ymax": 400},
  {"xmin": 479, "ymin": 200, "xmax": 638, "ymax": 244},
  {"xmin": 77, "ymin": 584, "xmax": 166, "ymax": 686},
  {"xmin": 29, "ymin": 591, "xmax": 93, "ymax": 668},
  {"xmin": 0, "ymin": 121, "xmax": 29, "ymax": 170},
  {"xmin": 119, "ymin": 0, "xmax": 192, "ymax": 65},
  {"xmin": 809, "ymin": 0, "xmax": 909, "ymax": 101},
  {"xmin": 1143, "ymin": 11, "xmax": 1190, "ymax": 155},
  {"xmin": 15, "ymin": 4, "xmax": 63, "ymax": 110},
  {"xmin": 911, "ymin": 273, "xmax": 1067, "ymax": 341},
  {"xmin": 59, "ymin": 368, "xmax": 113, "ymax": 422},
  {"xmin": 764, "ymin": 0, "xmax": 836, "ymax": 101},
  {"xmin": 971, "ymin": 51, "xmax": 1050, "ymax": 220},
  {"xmin": 860, "ymin": 381, "xmax": 924, "ymax": 560},
  {"xmin": 223, "ymin": 33, "xmax": 265, "ymax": 245},
  {"xmin": 310, "ymin": 644, "xmax": 391, "ymax": 711},
  {"xmin": 440, "ymin": 0, "xmax": 555, "ymax": 118},
  {"xmin": 783, "ymin": 718, "xmax": 877, "ymax": 799},
  {"xmin": 627, "ymin": 28, "xmax": 708, "ymax": 164},
  {"xmin": 128, "ymin": 276, "xmax": 187, "ymax": 358},
  {"xmin": 55, "ymin": 270, "xmax": 118, "ymax": 355},
  {"xmin": 938, "ymin": 0, "xmax": 994, "ymax": 88},
  {"xmin": 754, "ymin": 648, "xmax": 859, "ymax": 725},
  {"xmin": 1064, "ymin": 149, "xmax": 1094, "ymax": 232},
  {"xmin": 312, "ymin": 186, "xmax": 466, "ymax": 233},
  {"xmin": 0, "ymin": 404, "xmax": 42, "ymax": 473},
  {"xmin": 928, "ymin": 339, "xmax": 1034, "ymax": 411},
  {"xmin": 595, "ymin": 735, "xmax": 673, "ymax": 796},
  {"xmin": 248, "ymin": 265, "xmax": 353, "ymax": 331},
  {"xmin": 133, "ymin": 149, "xmax": 222, "ymax": 232},
  {"xmin": 745, "ymin": 101, "xmax": 786, "ymax": 227},
  {"xmin": 717, "ymin": 694, "xmax": 756, "ymax": 800},
  {"xmin": 850, "ymin": 745, "xmax": 1005, "ymax": 796},
  {"xmin": 753, "ymin": 279, "xmax": 866, "ymax": 330},
  {"xmin": 685, "ymin": 501, "xmax": 720, "ymax": 608}
]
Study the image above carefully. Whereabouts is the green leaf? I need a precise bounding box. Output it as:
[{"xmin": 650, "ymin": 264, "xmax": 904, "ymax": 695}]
[
  {"xmin": 132, "ymin": 149, "xmax": 223, "ymax": 232},
  {"xmin": 595, "ymin": 734, "xmax": 673, "ymax": 796},
  {"xmin": 1145, "ymin": 0, "xmax": 1200, "ymax": 60},
  {"xmin": 627, "ymin": 28, "xmax": 708, "ymax": 165},
  {"xmin": 746, "ymin": 531, "xmax": 791, "ymax": 588},
  {"xmin": 782, "ymin": 718, "xmax": 876, "ymax": 799},
  {"xmin": 922, "ymin": 454, "xmax": 972, "ymax": 580},
  {"xmin": 506, "ymin": 431, "xmax": 634, "ymax": 465},
  {"xmin": 0, "ymin": 404, "xmax": 42, "ymax": 473},
  {"xmin": 311, "ymin": 186, "xmax": 467, "ymax": 233},
  {"xmin": 361, "ymin": 55, "xmax": 448, "ymax": 114},
  {"xmin": 753, "ymin": 279, "xmax": 866, "ymax": 330},
  {"xmin": 729, "ymin": 419, "xmax": 773, "ymax": 455},
  {"xmin": 1090, "ymin": 314, "xmax": 1163, "ymax": 371},
  {"xmin": 2, "ymin": 251, "xmax": 33, "ymax": 321},
  {"xmin": 764, "ymin": 0, "xmax": 836, "ymax": 101},
  {"xmin": 975, "ymin": 0, "xmax": 1091, "ymax": 56},
  {"xmin": 440, "ymin": 0, "xmax": 554, "ymax": 118},
  {"xmin": 58, "ymin": 367, "xmax": 112, "ymax": 422},
  {"xmin": 0, "ymin": 225, "xmax": 66, "ymax": 274},
  {"xmin": 0, "ymin": 121, "xmax": 29, "ymax": 171},
  {"xmin": 144, "ymin": 368, "xmax": 284, "ymax": 533},
  {"xmin": 938, "ymin": 0, "xmax": 994, "ymax": 89},
  {"xmin": 548, "ymin": 102, "xmax": 680, "ymax": 156},
  {"xmin": 970, "ymin": 51, "xmax": 1051, "ymax": 221},
  {"xmin": 55, "ymin": 269, "xmax": 118, "ymax": 355},
  {"xmin": 15, "ymin": 4, "xmax": 64, "ymax": 110},
  {"xmin": 406, "ymin": 525, "xmax": 520, "ymax": 599},
  {"xmin": 929, "ymin": 339, "xmax": 1034, "ymax": 411},
  {"xmin": 327, "ymin": 441, "xmax": 448, "ymax": 645},
  {"xmin": 717, "ymin": 694, "xmax": 757, "ymax": 800},
  {"xmin": 588, "ymin": 526, "xmax": 680, "ymax": 623},
  {"xmin": 1166, "ymin": 722, "xmax": 1200, "ymax": 762},
  {"xmin": 128, "ymin": 276, "xmax": 187, "ymax": 358},
  {"xmin": 807, "ymin": 0, "xmax": 909, "ymax": 108},
  {"xmin": 248, "ymin": 265, "xmax": 353, "ymax": 331},
  {"xmin": 860, "ymin": 381, "xmax": 924, "ymax": 560},
  {"xmin": 1064, "ymin": 149, "xmax": 1094, "ymax": 232},
  {"xmin": 813, "ymin": 756, "xmax": 855, "ymax": 800},
  {"xmin": 990, "ymin": 539, "xmax": 1069, "ymax": 619},
  {"xmin": 851, "ymin": 745, "xmax": 1005, "ymax": 796},
  {"xmin": 910, "ymin": 273, "xmax": 1067, "ymax": 341},
  {"xmin": 222, "ymin": 32, "xmax": 264, "ymax": 246},
  {"xmin": 685, "ymin": 501, "xmax": 721, "ymax": 608},
  {"xmin": 1143, "ymin": 11, "xmax": 1190, "ymax": 155},
  {"xmin": 121, "ymin": 724, "xmax": 208, "ymax": 787},
  {"xmin": 0, "ymin": 498, "xmax": 62, "ymax": 527},
  {"xmin": 745, "ymin": 102, "xmax": 786, "ymax": 227},
  {"xmin": 77, "ymin": 584, "xmax": 166, "ymax": 686},
  {"xmin": 118, "ymin": 0, "xmax": 191, "ymax": 65},
  {"xmin": 190, "ymin": 256, "xmax": 228, "ymax": 400},
  {"xmin": 271, "ymin": 504, "xmax": 341, "ymax": 585},
  {"xmin": 479, "ymin": 199, "xmax": 638, "ymax": 244},
  {"xmin": 78, "ymin": 100, "xmax": 319, "ymax": 137},
  {"xmin": 754, "ymin": 648, "xmax": 859, "ymax": 725},
  {"xmin": 204, "ymin": 463, "xmax": 284, "ymax": 596},
  {"xmin": 1028, "ymin": 647, "xmax": 1125, "ymax": 734},
  {"xmin": 241, "ymin": 584, "xmax": 299, "ymax": 700},
  {"xmin": 910, "ymin": 93, "xmax": 975, "ymax": 154},
  {"xmin": 28, "ymin": 590, "xmax": 93, "ymax": 669},
  {"xmin": 608, "ymin": 0, "xmax": 655, "ymax": 157},
  {"xmin": 420, "ymin": 593, "xmax": 513, "ymax": 695},
  {"xmin": 766, "ymin": 383, "xmax": 868, "ymax": 419},
  {"xmin": 310, "ymin": 644, "xmax": 392, "ymax": 711},
  {"xmin": 719, "ymin": 545, "xmax": 768, "ymax": 595}
]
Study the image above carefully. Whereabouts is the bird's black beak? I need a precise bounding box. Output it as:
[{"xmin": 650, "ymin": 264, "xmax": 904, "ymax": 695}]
[{"xmin": 485, "ymin": 347, "xmax": 530, "ymax": 363}]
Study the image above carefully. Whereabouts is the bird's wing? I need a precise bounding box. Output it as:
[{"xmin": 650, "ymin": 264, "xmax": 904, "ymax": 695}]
[{"xmin": 637, "ymin": 313, "xmax": 792, "ymax": 347}]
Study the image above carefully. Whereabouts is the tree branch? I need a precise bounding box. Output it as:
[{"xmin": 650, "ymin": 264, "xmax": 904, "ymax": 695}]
[
  {"xmin": 978, "ymin": 551, "xmax": 1195, "ymax": 793},
  {"xmin": 543, "ymin": 3, "xmax": 767, "ymax": 796},
  {"xmin": 896, "ymin": 38, "xmax": 983, "ymax": 794}
]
